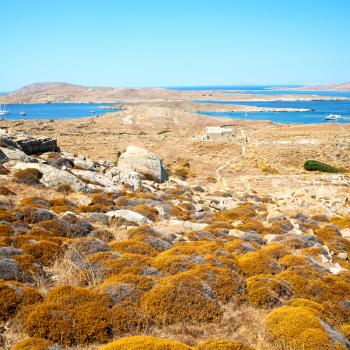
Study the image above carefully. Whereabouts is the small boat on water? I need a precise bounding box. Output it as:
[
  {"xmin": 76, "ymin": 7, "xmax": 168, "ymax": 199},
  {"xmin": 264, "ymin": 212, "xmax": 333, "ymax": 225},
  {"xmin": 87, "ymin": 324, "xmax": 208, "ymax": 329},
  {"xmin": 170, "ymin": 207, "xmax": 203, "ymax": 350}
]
[
  {"xmin": 89, "ymin": 110, "xmax": 96, "ymax": 113},
  {"xmin": 20, "ymin": 112, "xmax": 26, "ymax": 116},
  {"xmin": 0, "ymin": 104, "xmax": 9, "ymax": 115},
  {"xmin": 325, "ymin": 113, "xmax": 343, "ymax": 120}
]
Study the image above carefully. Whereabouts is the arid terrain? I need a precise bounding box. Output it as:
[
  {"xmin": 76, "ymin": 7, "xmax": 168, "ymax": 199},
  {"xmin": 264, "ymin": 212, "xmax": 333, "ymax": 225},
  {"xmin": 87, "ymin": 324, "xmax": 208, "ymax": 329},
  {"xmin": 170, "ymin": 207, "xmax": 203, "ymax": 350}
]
[{"xmin": 1, "ymin": 84, "xmax": 350, "ymax": 350}]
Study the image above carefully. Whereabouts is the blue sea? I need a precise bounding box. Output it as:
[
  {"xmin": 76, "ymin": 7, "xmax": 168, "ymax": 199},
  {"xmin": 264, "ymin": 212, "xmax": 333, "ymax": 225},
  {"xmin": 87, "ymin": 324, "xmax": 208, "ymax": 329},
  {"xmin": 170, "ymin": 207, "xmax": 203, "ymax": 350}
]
[
  {"xmin": 196, "ymin": 99, "xmax": 350, "ymax": 124},
  {"xmin": 166, "ymin": 85, "xmax": 302, "ymax": 91},
  {"xmin": 1, "ymin": 103, "xmax": 119, "ymax": 120}
]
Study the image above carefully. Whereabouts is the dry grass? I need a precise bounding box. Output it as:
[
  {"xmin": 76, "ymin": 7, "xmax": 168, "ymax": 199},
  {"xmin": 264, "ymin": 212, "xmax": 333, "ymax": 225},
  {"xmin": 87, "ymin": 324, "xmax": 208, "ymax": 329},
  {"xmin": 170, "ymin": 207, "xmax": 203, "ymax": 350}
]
[{"xmin": 48, "ymin": 247, "xmax": 105, "ymax": 288}]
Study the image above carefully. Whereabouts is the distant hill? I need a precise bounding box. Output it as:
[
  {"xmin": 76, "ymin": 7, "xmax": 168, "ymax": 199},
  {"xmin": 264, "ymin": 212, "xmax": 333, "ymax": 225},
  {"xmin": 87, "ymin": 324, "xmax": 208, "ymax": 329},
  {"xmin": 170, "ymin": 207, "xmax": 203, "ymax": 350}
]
[
  {"xmin": 298, "ymin": 81, "xmax": 350, "ymax": 91},
  {"xmin": 12, "ymin": 82, "xmax": 87, "ymax": 95}
]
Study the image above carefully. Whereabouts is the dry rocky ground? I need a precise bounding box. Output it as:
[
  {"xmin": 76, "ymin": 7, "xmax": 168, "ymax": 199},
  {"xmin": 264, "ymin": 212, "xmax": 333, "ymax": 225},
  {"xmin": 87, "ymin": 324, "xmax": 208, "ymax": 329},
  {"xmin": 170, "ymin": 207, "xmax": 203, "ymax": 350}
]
[{"xmin": 0, "ymin": 86, "xmax": 350, "ymax": 350}]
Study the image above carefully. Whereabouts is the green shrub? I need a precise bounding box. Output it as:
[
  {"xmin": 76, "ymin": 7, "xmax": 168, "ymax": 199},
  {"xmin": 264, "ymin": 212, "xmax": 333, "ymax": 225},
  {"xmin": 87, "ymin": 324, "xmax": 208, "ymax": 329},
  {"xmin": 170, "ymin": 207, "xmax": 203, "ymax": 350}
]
[{"xmin": 304, "ymin": 160, "xmax": 340, "ymax": 173}]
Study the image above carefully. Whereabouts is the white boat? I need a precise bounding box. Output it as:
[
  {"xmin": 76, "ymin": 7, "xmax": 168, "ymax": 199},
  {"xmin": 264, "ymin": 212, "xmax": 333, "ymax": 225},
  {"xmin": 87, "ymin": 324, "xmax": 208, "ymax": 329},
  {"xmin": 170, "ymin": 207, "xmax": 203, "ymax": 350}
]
[
  {"xmin": 0, "ymin": 104, "xmax": 9, "ymax": 115},
  {"xmin": 20, "ymin": 112, "xmax": 26, "ymax": 116},
  {"xmin": 325, "ymin": 113, "xmax": 343, "ymax": 120}
]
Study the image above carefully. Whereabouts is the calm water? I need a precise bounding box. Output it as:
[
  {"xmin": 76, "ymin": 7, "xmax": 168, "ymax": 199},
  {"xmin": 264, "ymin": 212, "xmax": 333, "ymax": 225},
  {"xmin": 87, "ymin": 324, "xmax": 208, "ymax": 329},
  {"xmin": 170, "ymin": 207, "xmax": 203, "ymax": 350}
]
[
  {"xmin": 1, "ymin": 103, "xmax": 120, "ymax": 120},
  {"xmin": 166, "ymin": 85, "xmax": 301, "ymax": 91},
  {"xmin": 233, "ymin": 89, "xmax": 350, "ymax": 98},
  {"xmin": 197, "ymin": 99, "xmax": 350, "ymax": 124}
]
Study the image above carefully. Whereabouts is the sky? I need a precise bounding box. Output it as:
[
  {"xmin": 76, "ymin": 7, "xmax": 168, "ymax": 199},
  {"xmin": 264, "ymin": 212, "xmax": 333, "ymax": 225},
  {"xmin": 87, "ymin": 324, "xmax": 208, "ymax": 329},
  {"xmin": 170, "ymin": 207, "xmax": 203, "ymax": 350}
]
[{"xmin": 1, "ymin": 0, "xmax": 350, "ymax": 91}]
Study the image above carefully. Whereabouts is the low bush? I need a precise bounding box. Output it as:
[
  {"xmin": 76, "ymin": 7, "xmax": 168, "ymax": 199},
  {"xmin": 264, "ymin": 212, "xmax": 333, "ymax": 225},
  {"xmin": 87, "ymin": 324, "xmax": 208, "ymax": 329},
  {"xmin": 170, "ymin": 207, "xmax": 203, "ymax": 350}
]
[
  {"xmin": 304, "ymin": 160, "xmax": 340, "ymax": 173},
  {"xmin": 131, "ymin": 204, "xmax": 159, "ymax": 221},
  {"xmin": 340, "ymin": 324, "xmax": 350, "ymax": 341},
  {"xmin": 214, "ymin": 204, "xmax": 257, "ymax": 223},
  {"xmin": 266, "ymin": 305, "xmax": 332, "ymax": 349},
  {"xmin": 190, "ymin": 264, "xmax": 245, "ymax": 304},
  {"xmin": 237, "ymin": 251, "xmax": 281, "ymax": 277},
  {"xmin": 0, "ymin": 281, "xmax": 42, "ymax": 321},
  {"xmin": 141, "ymin": 270, "xmax": 222, "ymax": 325},
  {"xmin": 110, "ymin": 239, "xmax": 158, "ymax": 257},
  {"xmin": 13, "ymin": 168, "xmax": 43, "ymax": 185},
  {"xmin": 99, "ymin": 336, "xmax": 192, "ymax": 350},
  {"xmin": 88, "ymin": 252, "xmax": 151, "ymax": 278},
  {"xmin": 21, "ymin": 240, "xmax": 63, "ymax": 265},
  {"xmin": 245, "ymin": 274, "xmax": 293, "ymax": 308},
  {"xmin": 12, "ymin": 337, "xmax": 52, "ymax": 350},
  {"xmin": 99, "ymin": 273, "xmax": 156, "ymax": 306},
  {"xmin": 23, "ymin": 285, "xmax": 113, "ymax": 345}
]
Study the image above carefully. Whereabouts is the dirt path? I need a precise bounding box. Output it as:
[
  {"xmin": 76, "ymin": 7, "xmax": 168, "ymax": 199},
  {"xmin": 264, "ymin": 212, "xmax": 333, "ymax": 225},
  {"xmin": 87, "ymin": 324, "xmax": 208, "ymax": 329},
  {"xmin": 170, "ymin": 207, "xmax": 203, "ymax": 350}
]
[{"xmin": 215, "ymin": 129, "xmax": 248, "ymax": 190}]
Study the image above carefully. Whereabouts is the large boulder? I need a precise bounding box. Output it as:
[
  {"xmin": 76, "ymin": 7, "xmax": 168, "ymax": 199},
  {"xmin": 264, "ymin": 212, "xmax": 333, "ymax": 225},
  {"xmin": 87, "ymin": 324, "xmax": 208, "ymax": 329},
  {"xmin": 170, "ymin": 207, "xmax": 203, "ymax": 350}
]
[
  {"xmin": 12, "ymin": 162, "xmax": 90, "ymax": 192},
  {"xmin": 117, "ymin": 146, "xmax": 168, "ymax": 183}
]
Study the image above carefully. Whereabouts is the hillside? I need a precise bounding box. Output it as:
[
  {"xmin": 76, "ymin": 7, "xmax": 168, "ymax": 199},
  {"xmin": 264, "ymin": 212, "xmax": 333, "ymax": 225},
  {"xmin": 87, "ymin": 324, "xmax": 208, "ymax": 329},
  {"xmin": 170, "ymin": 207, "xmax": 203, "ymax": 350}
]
[{"xmin": 0, "ymin": 106, "xmax": 350, "ymax": 349}]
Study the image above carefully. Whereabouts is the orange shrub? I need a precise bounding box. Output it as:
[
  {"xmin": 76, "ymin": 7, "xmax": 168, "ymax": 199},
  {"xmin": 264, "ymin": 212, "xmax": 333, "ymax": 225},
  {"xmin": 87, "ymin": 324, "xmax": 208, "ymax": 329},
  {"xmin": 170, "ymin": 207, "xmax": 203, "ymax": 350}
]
[
  {"xmin": 23, "ymin": 285, "xmax": 113, "ymax": 345},
  {"xmin": 0, "ymin": 281, "xmax": 42, "ymax": 321},
  {"xmin": 141, "ymin": 270, "xmax": 222, "ymax": 324},
  {"xmin": 237, "ymin": 251, "xmax": 281, "ymax": 277},
  {"xmin": 99, "ymin": 336, "xmax": 192, "ymax": 350},
  {"xmin": 245, "ymin": 274, "xmax": 292, "ymax": 308},
  {"xmin": 12, "ymin": 337, "xmax": 52, "ymax": 350},
  {"xmin": 21, "ymin": 240, "xmax": 63, "ymax": 265}
]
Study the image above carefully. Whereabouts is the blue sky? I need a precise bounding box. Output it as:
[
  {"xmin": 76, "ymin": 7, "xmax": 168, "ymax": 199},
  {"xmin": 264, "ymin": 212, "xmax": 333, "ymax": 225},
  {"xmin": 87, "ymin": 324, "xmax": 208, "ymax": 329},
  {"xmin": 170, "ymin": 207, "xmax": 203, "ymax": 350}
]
[{"xmin": 2, "ymin": 0, "xmax": 350, "ymax": 90}]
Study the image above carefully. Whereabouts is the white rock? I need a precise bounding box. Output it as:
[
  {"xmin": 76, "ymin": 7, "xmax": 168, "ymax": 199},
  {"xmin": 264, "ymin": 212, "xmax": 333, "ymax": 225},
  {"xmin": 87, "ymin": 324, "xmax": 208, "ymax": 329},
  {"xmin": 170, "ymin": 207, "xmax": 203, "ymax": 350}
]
[
  {"xmin": 337, "ymin": 252, "xmax": 348, "ymax": 260},
  {"xmin": 340, "ymin": 228, "xmax": 350, "ymax": 239},
  {"xmin": 0, "ymin": 147, "xmax": 35, "ymax": 162},
  {"xmin": 266, "ymin": 209, "xmax": 287, "ymax": 223},
  {"xmin": 106, "ymin": 210, "xmax": 153, "ymax": 225},
  {"xmin": 168, "ymin": 219, "xmax": 208, "ymax": 231}
]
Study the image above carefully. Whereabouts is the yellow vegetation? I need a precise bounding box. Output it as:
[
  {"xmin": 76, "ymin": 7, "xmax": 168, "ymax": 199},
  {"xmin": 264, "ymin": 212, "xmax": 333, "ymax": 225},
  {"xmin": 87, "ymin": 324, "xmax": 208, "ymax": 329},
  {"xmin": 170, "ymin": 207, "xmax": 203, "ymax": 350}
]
[
  {"xmin": 237, "ymin": 251, "xmax": 280, "ymax": 277},
  {"xmin": 245, "ymin": 274, "xmax": 292, "ymax": 308},
  {"xmin": 0, "ymin": 281, "xmax": 42, "ymax": 321},
  {"xmin": 21, "ymin": 240, "xmax": 63, "ymax": 265},
  {"xmin": 23, "ymin": 285, "xmax": 113, "ymax": 345},
  {"xmin": 266, "ymin": 305, "xmax": 332, "ymax": 350},
  {"xmin": 141, "ymin": 270, "xmax": 222, "ymax": 325},
  {"xmin": 340, "ymin": 324, "xmax": 350, "ymax": 340},
  {"xmin": 331, "ymin": 216, "xmax": 350, "ymax": 229},
  {"xmin": 11, "ymin": 337, "xmax": 52, "ymax": 350},
  {"xmin": 132, "ymin": 204, "xmax": 159, "ymax": 221},
  {"xmin": 258, "ymin": 162, "xmax": 278, "ymax": 174},
  {"xmin": 99, "ymin": 336, "xmax": 192, "ymax": 350},
  {"xmin": 213, "ymin": 204, "xmax": 257, "ymax": 223},
  {"xmin": 110, "ymin": 239, "xmax": 158, "ymax": 257}
]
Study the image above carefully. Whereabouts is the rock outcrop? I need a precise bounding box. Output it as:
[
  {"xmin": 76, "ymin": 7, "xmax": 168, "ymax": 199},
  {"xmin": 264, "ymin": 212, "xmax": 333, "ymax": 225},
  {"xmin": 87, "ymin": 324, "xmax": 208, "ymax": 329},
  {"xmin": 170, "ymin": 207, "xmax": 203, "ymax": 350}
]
[
  {"xmin": 117, "ymin": 145, "xmax": 168, "ymax": 183},
  {"xmin": 12, "ymin": 162, "xmax": 90, "ymax": 192},
  {"xmin": 0, "ymin": 133, "xmax": 59, "ymax": 155}
]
